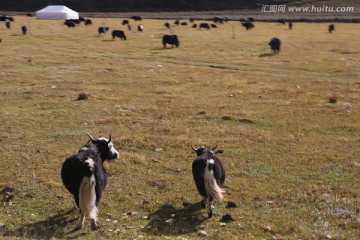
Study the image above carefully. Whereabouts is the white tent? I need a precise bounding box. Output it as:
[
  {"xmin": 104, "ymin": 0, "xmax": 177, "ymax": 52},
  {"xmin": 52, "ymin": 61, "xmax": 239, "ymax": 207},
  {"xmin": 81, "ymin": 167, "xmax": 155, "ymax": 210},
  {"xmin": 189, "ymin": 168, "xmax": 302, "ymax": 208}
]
[{"xmin": 36, "ymin": 5, "xmax": 79, "ymax": 20}]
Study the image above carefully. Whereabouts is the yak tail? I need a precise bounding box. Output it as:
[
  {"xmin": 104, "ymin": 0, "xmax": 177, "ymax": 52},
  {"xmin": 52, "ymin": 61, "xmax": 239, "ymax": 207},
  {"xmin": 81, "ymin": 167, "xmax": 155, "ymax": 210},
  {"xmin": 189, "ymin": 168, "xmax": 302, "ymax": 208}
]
[
  {"xmin": 204, "ymin": 159, "xmax": 224, "ymax": 202},
  {"xmin": 79, "ymin": 174, "xmax": 97, "ymax": 220},
  {"xmin": 79, "ymin": 158, "xmax": 97, "ymax": 221}
]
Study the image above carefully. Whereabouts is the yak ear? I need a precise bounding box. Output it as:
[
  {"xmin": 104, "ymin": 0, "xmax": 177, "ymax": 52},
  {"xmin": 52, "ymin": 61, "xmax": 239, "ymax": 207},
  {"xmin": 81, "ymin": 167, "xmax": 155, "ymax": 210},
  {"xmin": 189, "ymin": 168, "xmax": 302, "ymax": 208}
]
[
  {"xmin": 191, "ymin": 145, "xmax": 197, "ymax": 152},
  {"xmin": 215, "ymin": 149, "xmax": 224, "ymax": 154},
  {"xmin": 211, "ymin": 144, "xmax": 219, "ymax": 151},
  {"xmin": 108, "ymin": 135, "xmax": 112, "ymax": 143},
  {"xmin": 85, "ymin": 132, "xmax": 95, "ymax": 143}
]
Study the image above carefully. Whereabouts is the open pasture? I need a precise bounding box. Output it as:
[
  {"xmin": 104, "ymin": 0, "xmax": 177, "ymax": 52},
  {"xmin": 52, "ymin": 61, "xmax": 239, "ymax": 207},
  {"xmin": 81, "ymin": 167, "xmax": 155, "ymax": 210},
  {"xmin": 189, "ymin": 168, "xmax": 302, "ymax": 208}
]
[{"xmin": 0, "ymin": 16, "xmax": 359, "ymax": 239}]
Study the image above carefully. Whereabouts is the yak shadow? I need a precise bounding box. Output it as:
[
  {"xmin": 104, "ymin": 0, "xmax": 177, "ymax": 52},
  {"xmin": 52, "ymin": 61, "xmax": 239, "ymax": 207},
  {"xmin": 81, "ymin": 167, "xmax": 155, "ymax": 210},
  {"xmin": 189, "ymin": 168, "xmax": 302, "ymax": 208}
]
[
  {"xmin": 259, "ymin": 53, "xmax": 275, "ymax": 57},
  {"xmin": 162, "ymin": 47, "xmax": 178, "ymax": 50},
  {"xmin": 2, "ymin": 207, "xmax": 87, "ymax": 239},
  {"xmin": 144, "ymin": 202, "xmax": 206, "ymax": 236},
  {"xmin": 151, "ymin": 47, "xmax": 178, "ymax": 51}
]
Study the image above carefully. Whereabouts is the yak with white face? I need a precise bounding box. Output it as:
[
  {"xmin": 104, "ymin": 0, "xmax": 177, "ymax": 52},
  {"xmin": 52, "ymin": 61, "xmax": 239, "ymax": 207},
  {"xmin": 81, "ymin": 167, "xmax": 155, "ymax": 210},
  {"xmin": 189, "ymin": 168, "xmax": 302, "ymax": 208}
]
[
  {"xmin": 61, "ymin": 133, "xmax": 119, "ymax": 230},
  {"xmin": 191, "ymin": 144, "xmax": 225, "ymax": 218}
]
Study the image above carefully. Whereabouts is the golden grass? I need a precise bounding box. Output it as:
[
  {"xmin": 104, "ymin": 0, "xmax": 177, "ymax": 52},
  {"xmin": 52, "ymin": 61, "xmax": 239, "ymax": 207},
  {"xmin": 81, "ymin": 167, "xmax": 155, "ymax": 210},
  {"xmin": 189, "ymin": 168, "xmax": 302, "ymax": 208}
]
[{"xmin": 0, "ymin": 16, "xmax": 359, "ymax": 239}]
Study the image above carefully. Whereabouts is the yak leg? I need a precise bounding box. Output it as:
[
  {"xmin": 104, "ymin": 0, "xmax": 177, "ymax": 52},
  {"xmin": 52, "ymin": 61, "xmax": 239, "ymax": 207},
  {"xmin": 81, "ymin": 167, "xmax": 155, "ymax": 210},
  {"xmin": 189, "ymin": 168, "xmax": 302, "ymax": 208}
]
[
  {"xmin": 208, "ymin": 196, "xmax": 214, "ymax": 218},
  {"xmin": 90, "ymin": 206, "xmax": 98, "ymax": 230},
  {"xmin": 201, "ymin": 197, "xmax": 207, "ymax": 209},
  {"xmin": 76, "ymin": 212, "xmax": 85, "ymax": 230}
]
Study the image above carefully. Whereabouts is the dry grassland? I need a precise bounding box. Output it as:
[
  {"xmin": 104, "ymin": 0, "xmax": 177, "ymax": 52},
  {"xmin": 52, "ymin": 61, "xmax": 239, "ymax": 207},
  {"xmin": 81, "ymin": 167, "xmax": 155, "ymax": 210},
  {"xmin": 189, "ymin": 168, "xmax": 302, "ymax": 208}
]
[{"xmin": 0, "ymin": 16, "xmax": 359, "ymax": 239}]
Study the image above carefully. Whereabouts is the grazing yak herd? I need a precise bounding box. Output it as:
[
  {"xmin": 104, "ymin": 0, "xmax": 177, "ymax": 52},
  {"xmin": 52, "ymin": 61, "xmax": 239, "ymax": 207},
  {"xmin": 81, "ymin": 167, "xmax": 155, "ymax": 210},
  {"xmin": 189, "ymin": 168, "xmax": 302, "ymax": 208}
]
[
  {"xmin": 1, "ymin": 14, "xmax": 340, "ymax": 54},
  {"xmin": 69, "ymin": 16, "xmax": 333, "ymax": 54}
]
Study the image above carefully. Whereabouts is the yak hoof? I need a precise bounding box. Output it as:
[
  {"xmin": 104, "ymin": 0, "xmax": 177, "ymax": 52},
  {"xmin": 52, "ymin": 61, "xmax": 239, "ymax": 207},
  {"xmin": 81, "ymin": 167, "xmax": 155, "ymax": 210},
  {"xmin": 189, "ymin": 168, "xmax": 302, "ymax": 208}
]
[
  {"xmin": 91, "ymin": 220, "xmax": 98, "ymax": 231},
  {"xmin": 74, "ymin": 224, "xmax": 83, "ymax": 231},
  {"xmin": 201, "ymin": 200, "xmax": 206, "ymax": 209},
  {"xmin": 208, "ymin": 211, "xmax": 213, "ymax": 218}
]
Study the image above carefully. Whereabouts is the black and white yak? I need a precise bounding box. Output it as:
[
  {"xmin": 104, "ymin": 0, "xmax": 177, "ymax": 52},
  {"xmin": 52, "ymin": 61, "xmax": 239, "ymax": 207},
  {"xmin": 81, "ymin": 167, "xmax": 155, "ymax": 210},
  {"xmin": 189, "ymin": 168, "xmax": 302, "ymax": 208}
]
[
  {"xmin": 98, "ymin": 27, "xmax": 109, "ymax": 35},
  {"xmin": 61, "ymin": 133, "xmax": 119, "ymax": 230},
  {"xmin": 191, "ymin": 145, "xmax": 225, "ymax": 218}
]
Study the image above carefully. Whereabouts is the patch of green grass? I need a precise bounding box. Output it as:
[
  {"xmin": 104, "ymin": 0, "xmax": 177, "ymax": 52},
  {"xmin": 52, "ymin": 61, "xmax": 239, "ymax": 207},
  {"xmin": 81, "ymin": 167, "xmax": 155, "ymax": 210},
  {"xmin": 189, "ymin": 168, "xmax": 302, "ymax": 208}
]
[{"xmin": 242, "ymin": 165, "xmax": 273, "ymax": 177}]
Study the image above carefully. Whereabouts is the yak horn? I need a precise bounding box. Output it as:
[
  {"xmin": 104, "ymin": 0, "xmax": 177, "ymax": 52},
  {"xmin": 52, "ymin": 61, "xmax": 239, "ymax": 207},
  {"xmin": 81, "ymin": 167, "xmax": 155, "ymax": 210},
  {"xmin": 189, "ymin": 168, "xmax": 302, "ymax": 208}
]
[
  {"xmin": 85, "ymin": 132, "xmax": 95, "ymax": 142},
  {"xmin": 211, "ymin": 143, "xmax": 219, "ymax": 151},
  {"xmin": 108, "ymin": 135, "xmax": 112, "ymax": 143},
  {"xmin": 191, "ymin": 145, "xmax": 197, "ymax": 152}
]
